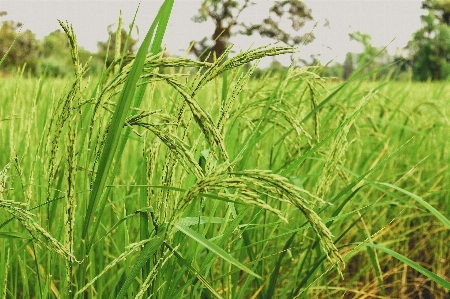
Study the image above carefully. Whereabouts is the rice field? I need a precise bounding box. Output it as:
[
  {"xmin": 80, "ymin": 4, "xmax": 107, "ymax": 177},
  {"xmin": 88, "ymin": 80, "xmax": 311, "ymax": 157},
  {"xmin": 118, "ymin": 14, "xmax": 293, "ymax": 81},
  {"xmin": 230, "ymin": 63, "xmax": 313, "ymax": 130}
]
[{"xmin": 1, "ymin": 1, "xmax": 449, "ymax": 298}]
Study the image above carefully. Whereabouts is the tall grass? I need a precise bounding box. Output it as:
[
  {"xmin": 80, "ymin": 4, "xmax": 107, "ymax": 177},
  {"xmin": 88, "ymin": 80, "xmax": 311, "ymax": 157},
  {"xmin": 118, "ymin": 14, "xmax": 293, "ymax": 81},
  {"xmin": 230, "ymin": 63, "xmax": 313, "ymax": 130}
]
[{"xmin": 1, "ymin": 2, "xmax": 450, "ymax": 298}]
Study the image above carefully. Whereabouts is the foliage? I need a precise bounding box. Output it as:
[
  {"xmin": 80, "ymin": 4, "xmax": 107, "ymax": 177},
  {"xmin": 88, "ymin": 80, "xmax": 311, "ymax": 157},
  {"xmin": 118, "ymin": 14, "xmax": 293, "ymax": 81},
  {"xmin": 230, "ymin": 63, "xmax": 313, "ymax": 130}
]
[
  {"xmin": 41, "ymin": 30, "xmax": 70, "ymax": 59},
  {"xmin": 37, "ymin": 30, "xmax": 72, "ymax": 77},
  {"xmin": 191, "ymin": 0, "xmax": 314, "ymax": 61},
  {"xmin": 408, "ymin": 9, "xmax": 450, "ymax": 80},
  {"xmin": 422, "ymin": 0, "xmax": 450, "ymax": 25},
  {"xmin": 320, "ymin": 61, "xmax": 343, "ymax": 79},
  {"xmin": 0, "ymin": 13, "xmax": 102, "ymax": 77},
  {"xmin": 0, "ymin": 12, "xmax": 41, "ymax": 74},
  {"xmin": 3, "ymin": 50, "xmax": 450, "ymax": 298}
]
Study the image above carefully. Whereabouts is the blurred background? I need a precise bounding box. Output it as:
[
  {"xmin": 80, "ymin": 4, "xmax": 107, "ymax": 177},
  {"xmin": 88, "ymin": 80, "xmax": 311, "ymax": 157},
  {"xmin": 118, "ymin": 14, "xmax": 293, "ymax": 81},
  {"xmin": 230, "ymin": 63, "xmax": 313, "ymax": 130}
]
[{"xmin": 1, "ymin": 0, "xmax": 448, "ymax": 81}]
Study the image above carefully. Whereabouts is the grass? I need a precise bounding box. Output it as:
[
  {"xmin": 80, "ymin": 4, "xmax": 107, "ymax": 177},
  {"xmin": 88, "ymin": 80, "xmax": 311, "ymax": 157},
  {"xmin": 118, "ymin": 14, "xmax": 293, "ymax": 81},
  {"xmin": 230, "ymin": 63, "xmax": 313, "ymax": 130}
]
[{"xmin": 1, "ymin": 1, "xmax": 450, "ymax": 298}]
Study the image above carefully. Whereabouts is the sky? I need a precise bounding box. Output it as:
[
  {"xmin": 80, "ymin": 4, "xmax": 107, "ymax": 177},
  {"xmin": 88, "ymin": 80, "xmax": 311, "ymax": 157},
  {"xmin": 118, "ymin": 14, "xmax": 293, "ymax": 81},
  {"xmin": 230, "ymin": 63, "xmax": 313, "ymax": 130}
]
[{"xmin": 0, "ymin": 0, "xmax": 425, "ymax": 67}]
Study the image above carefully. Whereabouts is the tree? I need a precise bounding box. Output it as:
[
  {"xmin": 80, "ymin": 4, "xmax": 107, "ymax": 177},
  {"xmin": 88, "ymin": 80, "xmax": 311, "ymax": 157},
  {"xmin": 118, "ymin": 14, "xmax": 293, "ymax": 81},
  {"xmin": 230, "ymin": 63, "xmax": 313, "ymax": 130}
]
[
  {"xmin": 38, "ymin": 30, "xmax": 72, "ymax": 77},
  {"xmin": 408, "ymin": 9, "xmax": 450, "ymax": 80},
  {"xmin": 191, "ymin": 0, "xmax": 314, "ymax": 61},
  {"xmin": 41, "ymin": 30, "xmax": 70, "ymax": 59},
  {"xmin": 422, "ymin": 0, "xmax": 450, "ymax": 25},
  {"xmin": 39, "ymin": 29, "xmax": 100, "ymax": 77},
  {"xmin": 342, "ymin": 52, "xmax": 356, "ymax": 80},
  {"xmin": 0, "ymin": 11, "xmax": 41, "ymax": 74}
]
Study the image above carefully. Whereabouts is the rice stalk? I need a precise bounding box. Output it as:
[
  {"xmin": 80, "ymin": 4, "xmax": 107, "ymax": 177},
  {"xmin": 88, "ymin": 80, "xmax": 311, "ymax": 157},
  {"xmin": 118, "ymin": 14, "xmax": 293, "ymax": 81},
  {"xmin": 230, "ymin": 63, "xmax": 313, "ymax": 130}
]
[
  {"xmin": 172, "ymin": 161, "xmax": 343, "ymax": 273},
  {"xmin": 217, "ymin": 61, "xmax": 258, "ymax": 134},
  {"xmin": 0, "ymin": 199, "xmax": 76, "ymax": 262},
  {"xmin": 76, "ymin": 237, "xmax": 156, "ymax": 296},
  {"xmin": 57, "ymin": 20, "xmax": 94, "ymax": 296},
  {"xmin": 135, "ymin": 246, "xmax": 176, "ymax": 299},
  {"xmin": 0, "ymin": 163, "xmax": 10, "ymax": 199},
  {"xmin": 316, "ymin": 90, "xmax": 377, "ymax": 200},
  {"xmin": 114, "ymin": 9, "xmax": 123, "ymax": 75},
  {"xmin": 0, "ymin": 246, "xmax": 9, "ymax": 299},
  {"xmin": 165, "ymin": 78, "xmax": 230, "ymax": 167}
]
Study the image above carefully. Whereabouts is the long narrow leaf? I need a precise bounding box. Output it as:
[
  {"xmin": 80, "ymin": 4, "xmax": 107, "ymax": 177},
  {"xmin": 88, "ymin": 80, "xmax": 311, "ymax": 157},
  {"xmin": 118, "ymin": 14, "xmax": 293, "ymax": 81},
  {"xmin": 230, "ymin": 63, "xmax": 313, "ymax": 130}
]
[
  {"xmin": 116, "ymin": 225, "xmax": 167, "ymax": 299},
  {"xmin": 0, "ymin": 232, "xmax": 32, "ymax": 240},
  {"xmin": 361, "ymin": 243, "xmax": 450, "ymax": 290},
  {"xmin": 164, "ymin": 242, "xmax": 225, "ymax": 299},
  {"xmin": 378, "ymin": 182, "xmax": 450, "ymax": 229},
  {"xmin": 82, "ymin": 0, "xmax": 174, "ymax": 246},
  {"xmin": 266, "ymin": 232, "xmax": 297, "ymax": 299},
  {"xmin": 176, "ymin": 224, "xmax": 261, "ymax": 279},
  {"xmin": 98, "ymin": 0, "xmax": 174, "ymax": 260}
]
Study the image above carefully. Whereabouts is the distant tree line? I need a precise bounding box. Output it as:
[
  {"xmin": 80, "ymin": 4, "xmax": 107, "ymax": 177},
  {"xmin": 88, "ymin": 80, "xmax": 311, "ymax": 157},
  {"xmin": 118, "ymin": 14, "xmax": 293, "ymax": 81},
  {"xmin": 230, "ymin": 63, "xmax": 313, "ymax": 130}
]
[
  {"xmin": 190, "ymin": 0, "xmax": 450, "ymax": 81},
  {"xmin": 1, "ymin": 0, "xmax": 450, "ymax": 81},
  {"xmin": 0, "ymin": 11, "xmax": 136, "ymax": 77}
]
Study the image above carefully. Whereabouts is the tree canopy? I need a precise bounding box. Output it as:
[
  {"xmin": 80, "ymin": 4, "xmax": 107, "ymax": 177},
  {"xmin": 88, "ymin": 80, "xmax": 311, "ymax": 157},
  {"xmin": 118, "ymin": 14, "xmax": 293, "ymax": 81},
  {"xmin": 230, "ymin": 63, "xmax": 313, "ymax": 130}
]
[
  {"xmin": 408, "ymin": 3, "xmax": 450, "ymax": 80},
  {"xmin": 0, "ymin": 11, "xmax": 41, "ymax": 74},
  {"xmin": 422, "ymin": 0, "xmax": 450, "ymax": 25},
  {"xmin": 191, "ymin": 0, "xmax": 314, "ymax": 61}
]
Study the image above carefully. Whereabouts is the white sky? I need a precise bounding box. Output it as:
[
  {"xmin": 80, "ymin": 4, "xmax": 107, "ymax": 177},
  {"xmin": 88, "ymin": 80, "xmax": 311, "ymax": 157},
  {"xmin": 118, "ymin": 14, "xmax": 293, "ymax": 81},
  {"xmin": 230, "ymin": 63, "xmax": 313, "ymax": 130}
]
[{"xmin": 0, "ymin": 0, "xmax": 424, "ymax": 66}]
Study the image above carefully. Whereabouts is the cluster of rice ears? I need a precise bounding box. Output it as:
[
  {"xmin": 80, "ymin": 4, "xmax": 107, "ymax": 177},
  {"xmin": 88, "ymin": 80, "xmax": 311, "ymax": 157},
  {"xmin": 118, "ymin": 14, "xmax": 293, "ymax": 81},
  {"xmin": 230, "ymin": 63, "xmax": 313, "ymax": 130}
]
[{"xmin": 1, "ymin": 1, "xmax": 450, "ymax": 298}]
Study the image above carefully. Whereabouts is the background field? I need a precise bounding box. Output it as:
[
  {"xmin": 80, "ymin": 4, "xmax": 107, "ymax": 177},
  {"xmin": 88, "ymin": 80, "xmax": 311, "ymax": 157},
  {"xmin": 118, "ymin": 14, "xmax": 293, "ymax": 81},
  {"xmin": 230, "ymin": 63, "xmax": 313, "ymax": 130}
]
[{"xmin": 1, "ymin": 60, "xmax": 449, "ymax": 298}]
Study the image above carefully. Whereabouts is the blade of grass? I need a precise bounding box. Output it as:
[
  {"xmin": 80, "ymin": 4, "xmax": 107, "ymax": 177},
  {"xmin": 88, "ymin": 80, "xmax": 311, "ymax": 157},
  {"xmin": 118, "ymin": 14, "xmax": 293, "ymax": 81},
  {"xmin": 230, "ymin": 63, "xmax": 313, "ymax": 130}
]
[
  {"xmin": 79, "ymin": 2, "xmax": 174, "ymax": 295},
  {"xmin": 164, "ymin": 242, "xmax": 225, "ymax": 299},
  {"xmin": 82, "ymin": 0, "xmax": 174, "ymax": 248},
  {"xmin": 176, "ymin": 224, "xmax": 261, "ymax": 279},
  {"xmin": 0, "ymin": 241, "xmax": 9, "ymax": 299},
  {"xmin": 266, "ymin": 232, "xmax": 296, "ymax": 299},
  {"xmin": 365, "ymin": 245, "xmax": 386, "ymax": 297},
  {"xmin": 113, "ymin": 2, "xmax": 173, "ymax": 290},
  {"xmin": 116, "ymin": 225, "xmax": 167, "ymax": 299},
  {"xmin": 360, "ymin": 242, "xmax": 450, "ymax": 290},
  {"xmin": 378, "ymin": 182, "xmax": 450, "ymax": 229},
  {"xmin": 0, "ymin": 232, "xmax": 32, "ymax": 239},
  {"xmin": 0, "ymin": 28, "xmax": 20, "ymax": 67}
]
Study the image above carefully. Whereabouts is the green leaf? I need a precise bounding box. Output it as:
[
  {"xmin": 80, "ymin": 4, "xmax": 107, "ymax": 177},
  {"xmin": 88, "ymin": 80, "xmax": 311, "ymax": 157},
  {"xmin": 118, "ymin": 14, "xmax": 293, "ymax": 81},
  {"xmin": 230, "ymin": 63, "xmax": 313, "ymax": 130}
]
[
  {"xmin": 361, "ymin": 243, "xmax": 450, "ymax": 290},
  {"xmin": 0, "ymin": 231, "xmax": 32, "ymax": 239},
  {"xmin": 378, "ymin": 182, "xmax": 450, "ymax": 229},
  {"xmin": 178, "ymin": 216, "xmax": 227, "ymax": 227},
  {"xmin": 116, "ymin": 225, "xmax": 167, "ymax": 299},
  {"xmin": 82, "ymin": 0, "xmax": 174, "ymax": 249},
  {"xmin": 176, "ymin": 224, "xmax": 261, "ymax": 279},
  {"xmin": 266, "ymin": 232, "xmax": 296, "ymax": 299},
  {"xmin": 164, "ymin": 242, "xmax": 225, "ymax": 299}
]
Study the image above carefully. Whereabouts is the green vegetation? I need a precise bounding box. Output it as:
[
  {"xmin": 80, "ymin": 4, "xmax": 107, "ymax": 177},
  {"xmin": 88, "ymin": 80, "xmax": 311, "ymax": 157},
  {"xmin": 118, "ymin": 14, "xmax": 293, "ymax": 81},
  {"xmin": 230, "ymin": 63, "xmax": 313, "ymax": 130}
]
[
  {"xmin": 2, "ymin": 0, "xmax": 450, "ymax": 81},
  {"xmin": 191, "ymin": 0, "xmax": 314, "ymax": 61},
  {"xmin": 1, "ymin": 1, "xmax": 450, "ymax": 298},
  {"xmin": 0, "ymin": 12, "xmax": 41, "ymax": 75},
  {"xmin": 408, "ymin": 8, "xmax": 450, "ymax": 81},
  {"xmin": 0, "ymin": 10, "xmax": 134, "ymax": 78}
]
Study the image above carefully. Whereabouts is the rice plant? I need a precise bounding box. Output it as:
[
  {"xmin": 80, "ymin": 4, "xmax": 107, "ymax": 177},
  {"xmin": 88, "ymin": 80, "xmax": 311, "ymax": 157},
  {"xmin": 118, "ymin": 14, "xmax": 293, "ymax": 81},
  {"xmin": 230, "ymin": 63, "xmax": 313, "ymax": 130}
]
[{"xmin": 1, "ymin": 1, "xmax": 449, "ymax": 298}]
